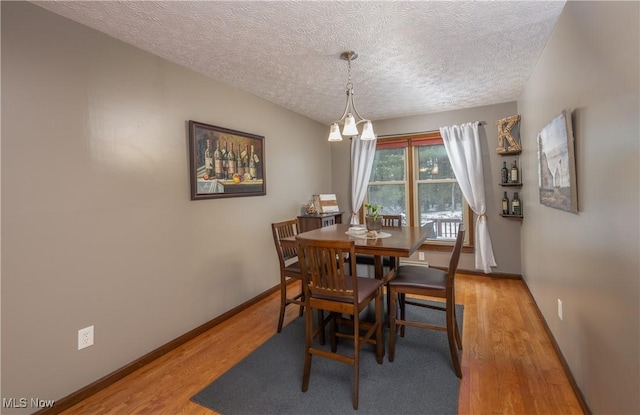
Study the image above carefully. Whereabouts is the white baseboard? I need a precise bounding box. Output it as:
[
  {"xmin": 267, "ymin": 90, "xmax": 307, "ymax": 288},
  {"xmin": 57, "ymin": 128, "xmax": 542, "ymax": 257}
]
[{"xmin": 399, "ymin": 260, "xmax": 429, "ymax": 267}]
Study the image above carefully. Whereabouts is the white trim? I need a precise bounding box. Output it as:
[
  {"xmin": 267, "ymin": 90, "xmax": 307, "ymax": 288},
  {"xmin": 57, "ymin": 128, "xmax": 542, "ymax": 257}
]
[{"xmin": 399, "ymin": 260, "xmax": 430, "ymax": 267}]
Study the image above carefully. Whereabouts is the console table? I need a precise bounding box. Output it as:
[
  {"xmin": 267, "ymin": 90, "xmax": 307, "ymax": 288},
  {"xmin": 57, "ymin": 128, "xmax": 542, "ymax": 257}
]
[{"xmin": 297, "ymin": 212, "xmax": 344, "ymax": 233}]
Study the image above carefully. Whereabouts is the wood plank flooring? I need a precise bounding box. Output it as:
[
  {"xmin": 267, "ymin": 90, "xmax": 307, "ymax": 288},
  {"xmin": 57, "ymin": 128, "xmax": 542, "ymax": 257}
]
[{"xmin": 60, "ymin": 274, "xmax": 584, "ymax": 415}]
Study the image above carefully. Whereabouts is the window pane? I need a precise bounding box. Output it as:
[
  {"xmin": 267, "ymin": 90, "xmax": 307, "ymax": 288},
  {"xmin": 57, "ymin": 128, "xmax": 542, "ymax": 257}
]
[
  {"xmin": 367, "ymin": 184, "xmax": 406, "ymax": 223},
  {"xmin": 367, "ymin": 136, "xmax": 471, "ymax": 246},
  {"xmin": 417, "ymin": 145, "xmax": 454, "ymax": 180},
  {"xmin": 418, "ymin": 182, "xmax": 463, "ymax": 240},
  {"xmin": 371, "ymin": 148, "xmax": 405, "ymax": 181}
]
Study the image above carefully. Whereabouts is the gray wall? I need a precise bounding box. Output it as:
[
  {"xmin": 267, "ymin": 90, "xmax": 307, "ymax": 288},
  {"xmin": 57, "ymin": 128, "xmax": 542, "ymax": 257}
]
[
  {"xmin": 1, "ymin": 2, "xmax": 329, "ymax": 410},
  {"xmin": 518, "ymin": 2, "xmax": 639, "ymax": 414},
  {"xmin": 331, "ymin": 102, "xmax": 523, "ymax": 274}
]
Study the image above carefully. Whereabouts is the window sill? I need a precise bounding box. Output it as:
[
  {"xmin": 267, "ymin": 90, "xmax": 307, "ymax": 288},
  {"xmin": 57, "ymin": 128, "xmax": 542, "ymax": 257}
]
[{"xmin": 420, "ymin": 241, "xmax": 474, "ymax": 254}]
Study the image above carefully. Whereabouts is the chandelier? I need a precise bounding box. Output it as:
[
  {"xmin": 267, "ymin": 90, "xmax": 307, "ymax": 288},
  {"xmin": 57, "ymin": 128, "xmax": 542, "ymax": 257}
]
[{"xmin": 328, "ymin": 51, "xmax": 376, "ymax": 141}]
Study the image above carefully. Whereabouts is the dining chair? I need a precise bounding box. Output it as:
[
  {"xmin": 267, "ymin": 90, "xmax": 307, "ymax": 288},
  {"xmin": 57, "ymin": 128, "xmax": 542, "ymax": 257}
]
[
  {"xmin": 381, "ymin": 214, "xmax": 403, "ymax": 228},
  {"xmin": 271, "ymin": 219, "xmax": 304, "ymax": 333},
  {"xmin": 296, "ymin": 237, "xmax": 384, "ymax": 410},
  {"xmin": 388, "ymin": 226, "xmax": 465, "ymax": 378}
]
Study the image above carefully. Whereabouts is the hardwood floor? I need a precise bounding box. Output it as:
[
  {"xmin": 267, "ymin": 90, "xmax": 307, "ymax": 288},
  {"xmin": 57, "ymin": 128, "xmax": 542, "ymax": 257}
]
[{"xmin": 60, "ymin": 274, "xmax": 584, "ymax": 415}]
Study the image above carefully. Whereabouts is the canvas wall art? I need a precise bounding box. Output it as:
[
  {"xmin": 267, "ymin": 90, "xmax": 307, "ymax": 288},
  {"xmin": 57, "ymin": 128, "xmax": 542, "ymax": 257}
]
[
  {"xmin": 537, "ymin": 110, "xmax": 577, "ymax": 213},
  {"xmin": 188, "ymin": 120, "xmax": 266, "ymax": 200}
]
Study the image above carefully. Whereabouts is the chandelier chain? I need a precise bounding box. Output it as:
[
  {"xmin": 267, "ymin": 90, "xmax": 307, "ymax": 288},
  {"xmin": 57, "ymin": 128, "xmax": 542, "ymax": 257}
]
[{"xmin": 346, "ymin": 57, "xmax": 353, "ymax": 93}]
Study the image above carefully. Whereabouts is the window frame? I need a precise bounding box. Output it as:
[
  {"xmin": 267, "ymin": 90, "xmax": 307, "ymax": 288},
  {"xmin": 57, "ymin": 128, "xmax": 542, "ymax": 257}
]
[{"xmin": 364, "ymin": 131, "xmax": 474, "ymax": 253}]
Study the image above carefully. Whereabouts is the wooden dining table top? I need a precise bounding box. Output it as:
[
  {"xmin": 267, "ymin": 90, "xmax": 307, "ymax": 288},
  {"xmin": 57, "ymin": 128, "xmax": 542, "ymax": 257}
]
[{"xmin": 282, "ymin": 223, "xmax": 430, "ymax": 258}]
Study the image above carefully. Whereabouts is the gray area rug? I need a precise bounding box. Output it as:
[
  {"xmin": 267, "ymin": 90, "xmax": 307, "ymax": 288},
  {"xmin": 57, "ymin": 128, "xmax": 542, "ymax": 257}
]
[{"xmin": 192, "ymin": 300, "xmax": 462, "ymax": 414}]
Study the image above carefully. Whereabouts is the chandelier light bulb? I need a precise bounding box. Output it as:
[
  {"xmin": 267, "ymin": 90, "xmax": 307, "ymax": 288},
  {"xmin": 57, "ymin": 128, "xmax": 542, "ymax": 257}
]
[
  {"xmin": 360, "ymin": 120, "xmax": 375, "ymax": 140},
  {"xmin": 328, "ymin": 123, "xmax": 342, "ymax": 141},
  {"xmin": 342, "ymin": 113, "xmax": 358, "ymax": 136}
]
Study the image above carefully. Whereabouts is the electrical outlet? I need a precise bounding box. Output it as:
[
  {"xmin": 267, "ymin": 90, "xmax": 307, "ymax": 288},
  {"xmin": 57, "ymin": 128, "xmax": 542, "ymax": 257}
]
[
  {"xmin": 557, "ymin": 299, "xmax": 563, "ymax": 320},
  {"xmin": 78, "ymin": 326, "xmax": 94, "ymax": 350},
  {"xmin": 418, "ymin": 252, "xmax": 425, "ymax": 261}
]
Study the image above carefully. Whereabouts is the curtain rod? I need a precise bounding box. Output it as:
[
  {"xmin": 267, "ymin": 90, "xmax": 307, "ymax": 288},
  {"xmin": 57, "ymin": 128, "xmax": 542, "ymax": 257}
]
[{"xmin": 375, "ymin": 121, "xmax": 485, "ymax": 139}]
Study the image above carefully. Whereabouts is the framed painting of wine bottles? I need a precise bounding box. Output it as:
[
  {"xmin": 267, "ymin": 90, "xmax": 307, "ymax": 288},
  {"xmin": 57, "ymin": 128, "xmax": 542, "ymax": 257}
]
[{"xmin": 188, "ymin": 120, "xmax": 266, "ymax": 200}]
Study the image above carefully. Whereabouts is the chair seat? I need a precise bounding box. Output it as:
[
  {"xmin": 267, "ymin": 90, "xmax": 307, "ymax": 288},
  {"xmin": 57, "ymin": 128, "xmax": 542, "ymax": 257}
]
[
  {"xmin": 284, "ymin": 261, "xmax": 301, "ymax": 275},
  {"xmin": 389, "ymin": 265, "xmax": 446, "ymax": 290},
  {"xmin": 355, "ymin": 253, "xmax": 392, "ymax": 267},
  {"xmin": 312, "ymin": 277, "xmax": 382, "ymax": 304}
]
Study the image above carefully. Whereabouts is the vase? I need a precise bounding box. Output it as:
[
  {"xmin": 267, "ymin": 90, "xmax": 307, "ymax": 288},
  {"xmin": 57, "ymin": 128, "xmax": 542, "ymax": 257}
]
[{"xmin": 365, "ymin": 215, "xmax": 382, "ymax": 232}]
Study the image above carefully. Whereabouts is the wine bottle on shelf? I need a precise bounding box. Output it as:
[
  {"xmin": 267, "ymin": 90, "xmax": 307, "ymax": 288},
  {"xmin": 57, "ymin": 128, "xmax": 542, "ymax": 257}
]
[
  {"xmin": 228, "ymin": 143, "xmax": 236, "ymax": 177},
  {"xmin": 511, "ymin": 192, "xmax": 521, "ymax": 216},
  {"xmin": 501, "ymin": 161, "xmax": 509, "ymax": 184},
  {"xmin": 510, "ymin": 160, "xmax": 519, "ymax": 183},
  {"xmin": 502, "ymin": 191, "xmax": 510, "ymax": 215},
  {"xmin": 204, "ymin": 139, "xmax": 213, "ymax": 179},
  {"xmin": 214, "ymin": 140, "xmax": 223, "ymax": 179}
]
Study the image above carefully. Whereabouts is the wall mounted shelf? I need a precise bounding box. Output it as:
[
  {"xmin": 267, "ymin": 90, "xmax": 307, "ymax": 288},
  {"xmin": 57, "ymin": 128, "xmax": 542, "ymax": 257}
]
[{"xmin": 500, "ymin": 214, "xmax": 523, "ymax": 219}]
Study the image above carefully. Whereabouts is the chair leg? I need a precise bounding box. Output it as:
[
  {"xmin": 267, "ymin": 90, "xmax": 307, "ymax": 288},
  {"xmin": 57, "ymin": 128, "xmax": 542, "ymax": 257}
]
[
  {"xmin": 302, "ymin": 304, "xmax": 313, "ymax": 392},
  {"xmin": 375, "ymin": 288, "xmax": 384, "ymax": 364},
  {"xmin": 453, "ymin": 306, "xmax": 462, "ymax": 350},
  {"xmin": 446, "ymin": 304, "xmax": 462, "ymax": 378},
  {"xmin": 399, "ymin": 292, "xmax": 406, "ymax": 337},
  {"xmin": 330, "ymin": 312, "xmax": 337, "ymax": 353},
  {"xmin": 385, "ymin": 283, "xmax": 391, "ymax": 327},
  {"xmin": 451, "ymin": 291, "xmax": 462, "ymax": 350},
  {"xmin": 277, "ymin": 280, "xmax": 287, "ymax": 333},
  {"xmin": 388, "ymin": 286, "xmax": 397, "ymax": 362},
  {"xmin": 298, "ymin": 282, "xmax": 305, "ymax": 318},
  {"xmin": 352, "ymin": 314, "xmax": 360, "ymax": 410},
  {"xmin": 318, "ymin": 309, "xmax": 326, "ymax": 345}
]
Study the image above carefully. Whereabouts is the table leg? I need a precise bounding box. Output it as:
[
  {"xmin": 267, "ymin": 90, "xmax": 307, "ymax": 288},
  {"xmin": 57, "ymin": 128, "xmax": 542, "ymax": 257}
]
[{"xmin": 374, "ymin": 256, "xmax": 383, "ymax": 280}]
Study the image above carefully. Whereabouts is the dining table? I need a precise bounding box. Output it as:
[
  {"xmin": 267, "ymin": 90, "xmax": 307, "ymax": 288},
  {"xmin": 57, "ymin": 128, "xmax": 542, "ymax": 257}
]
[{"xmin": 282, "ymin": 223, "xmax": 431, "ymax": 282}]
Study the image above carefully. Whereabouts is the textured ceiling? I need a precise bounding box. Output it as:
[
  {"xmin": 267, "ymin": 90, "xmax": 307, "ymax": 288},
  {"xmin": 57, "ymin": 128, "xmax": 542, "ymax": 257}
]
[{"xmin": 33, "ymin": 1, "xmax": 566, "ymax": 126}]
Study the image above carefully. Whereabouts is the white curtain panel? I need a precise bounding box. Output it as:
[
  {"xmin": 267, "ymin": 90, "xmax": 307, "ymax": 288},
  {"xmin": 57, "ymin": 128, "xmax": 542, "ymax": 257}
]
[
  {"xmin": 350, "ymin": 136, "xmax": 377, "ymax": 225},
  {"xmin": 440, "ymin": 122, "xmax": 496, "ymax": 273}
]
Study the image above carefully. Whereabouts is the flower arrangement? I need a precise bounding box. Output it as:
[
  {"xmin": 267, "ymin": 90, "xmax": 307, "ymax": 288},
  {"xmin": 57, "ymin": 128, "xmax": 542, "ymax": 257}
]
[
  {"xmin": 364, "ymin": 203, "xmax": 383, "ymax": 220},
  {"xmin": 364, "ymin": 203, "xmax": 383, "ymax": 231}
]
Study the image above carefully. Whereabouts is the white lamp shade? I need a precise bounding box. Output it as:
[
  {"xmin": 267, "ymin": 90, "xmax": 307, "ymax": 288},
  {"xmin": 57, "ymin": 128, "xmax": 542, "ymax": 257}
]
[
  {"xmin": 342, "ymin": 113, "xmax": 358, "ymax": 136},
  {"xmin": 360, "ymin": 120, "xmax": 375, "ymax": 140},
  {"xmin": 328, "ymin": 123, "xmax": 342, "ymax": 141}
]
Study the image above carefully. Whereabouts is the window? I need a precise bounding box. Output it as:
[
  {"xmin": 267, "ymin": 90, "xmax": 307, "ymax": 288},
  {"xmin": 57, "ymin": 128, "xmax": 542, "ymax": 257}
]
[{"xmin": 365, "ymin": 132, "xmax": 472, "ymax": 248}]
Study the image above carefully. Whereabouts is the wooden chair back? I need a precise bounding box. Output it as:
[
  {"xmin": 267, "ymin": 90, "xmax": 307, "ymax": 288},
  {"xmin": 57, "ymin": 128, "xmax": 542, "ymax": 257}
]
[
  {"xmin": 271, "ymin": 219, "xmax": 299, "ymax": 267},
  {"xmin": 381, "ymin": 214, "xmax": 403, "ymax": 228},
  {"xmin": 296, "ymin": 238, "xmax": 357, "ymax": 302},
  {"xmin": 271, "ymin": 219, "xmax": 305, "ymax": 333},
  {"xmin": 447, "ymin": 226, "xmax": 465, "ymax": 283}
]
